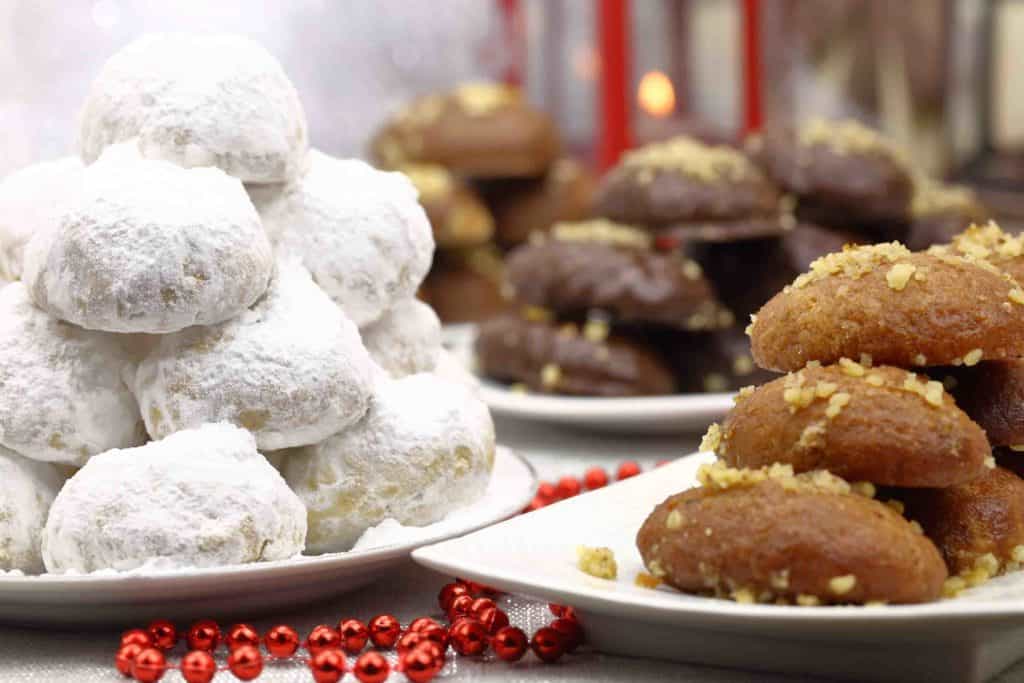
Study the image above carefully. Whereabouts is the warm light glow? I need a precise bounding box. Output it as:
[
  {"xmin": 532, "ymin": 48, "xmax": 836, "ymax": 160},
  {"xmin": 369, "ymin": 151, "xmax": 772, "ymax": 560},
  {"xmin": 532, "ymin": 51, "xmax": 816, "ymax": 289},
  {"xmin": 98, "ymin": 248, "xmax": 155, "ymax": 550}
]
[{"xmin": 637, "ymin": 70, "xmax": 676, "ymax": 118}]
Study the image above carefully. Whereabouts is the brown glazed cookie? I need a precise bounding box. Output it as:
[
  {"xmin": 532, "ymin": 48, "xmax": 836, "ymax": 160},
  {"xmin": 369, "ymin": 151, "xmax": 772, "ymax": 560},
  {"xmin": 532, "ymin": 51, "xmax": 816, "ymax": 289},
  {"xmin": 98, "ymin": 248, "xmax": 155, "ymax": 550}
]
[
  {"xmin": 370, "ymin": 83, "xmax": 560, "ymax": 178},
  {"xmin": 505, "ymin": 222, "xmax": 732, "ymax": 332},
  {"xmin": 752, "ymin": 119, "xmax": 913, "ymax": 237},
  {"xmin": 653, "ymin": 327, "xmax": 778, "ymax": 394},
  {"xmin": 750, "ymin": 243, "xmax": 1024, "ymax": 372},
  {"xmin": 636, "ymin": 464, "xmax": 947, "ymax": 604},
  {"xmin": 399, "ymin": 164, "xmax": 494, "ymax": 248},
  {"xmin": 594, "ymin": 136, "xmax": 781, "ymax": 228},
  {"xmin": 938, "ymin": 360, "xmax": 1024, "ymax": 448},
  {"xmin": 930, "ymin": 221, "xmax": 1024, "ymax": 283},
  {"xmin": 705, "ymin": 363, "xmax": 990, "ymax": 487},
  {"xmin": 897, "ymin": 466, "xmax": 1024, "ymax": 579},
  {"xmin": 474, "ymin": 313, "xmax": 676, "ymax": 397},
  {"xmin": 476, "ymin": 158, "xmax": 596, "ymax": 247},
  {"xmin": 905, "ymin": 182, "xmax": 988, "ymax": 250},
  {"xmin": 420, "ymin": 246, "xmax": 511, "ymax": 324}
]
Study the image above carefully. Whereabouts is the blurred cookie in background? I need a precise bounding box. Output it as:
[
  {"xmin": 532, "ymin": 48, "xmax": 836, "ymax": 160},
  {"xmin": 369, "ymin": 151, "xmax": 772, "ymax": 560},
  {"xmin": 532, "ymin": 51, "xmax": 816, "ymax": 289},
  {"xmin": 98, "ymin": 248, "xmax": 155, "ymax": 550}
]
[
  {"xmin": 420, "ymin": 245, "xmax": 511, "ymax": 324},
  {"xmin": 400, "ymin": 163, "xmax": 494, "ymax": 248},
  {"xmin": 906, "ymin": 181, "xmax": 989, "ymax": 250}
]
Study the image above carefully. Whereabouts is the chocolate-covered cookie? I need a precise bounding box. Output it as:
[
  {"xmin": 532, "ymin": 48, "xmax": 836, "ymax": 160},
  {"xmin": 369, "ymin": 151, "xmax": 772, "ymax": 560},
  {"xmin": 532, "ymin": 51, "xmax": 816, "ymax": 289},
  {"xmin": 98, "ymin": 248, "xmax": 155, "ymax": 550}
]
[
  {"xmin": 752, "ymin": 119, "xmax": 913, "ymax": 237},
  {"xmin": 906, "ymin": 182, "xmax": 988, "ymax": 250},
  {"xmin": 399, "ymin": 164, "xmax": 494, "ymax": 248},
  {"xmin": 371, "ymin": 83, "xmax": 560, "ymax": 178},
  {"xmin": 474, "ymin": 313, "xmax": 676, "ymax": 397},
  {"xmin": 653, "ymin": 327, "xmax": 778, "ymax": 394},
  {"xmin": 421, "ymin": 246, "xmax": 511, "ymax": 323},
  {"xmin": 477, "ymin": 158, "xmax": 595, "ymax": 247},
  {"xmin": 505, "ymin": 221, "xmax": 732, "ymax": 331}
]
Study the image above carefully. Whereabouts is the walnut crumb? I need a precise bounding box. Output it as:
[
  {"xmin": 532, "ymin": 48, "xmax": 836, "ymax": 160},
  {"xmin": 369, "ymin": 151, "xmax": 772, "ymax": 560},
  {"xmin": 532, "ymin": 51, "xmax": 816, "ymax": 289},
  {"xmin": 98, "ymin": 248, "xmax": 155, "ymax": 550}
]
[
  {"xmin": 984, "ymin": 456, "xmax": 996, "ymax": 469},
  {"xmin": 577, "ymin": 546, "xmax": 618, "ymax": 580},
  {"xmin": 865, "ymin": 373, "xmax": 885, "ymax": 387},
  {"xmin": 540, "ymin": 363, "xmax": 562, "ymax": 388},
  {"xmin": 838, "ymin": 357, "xmax": 865, "ymax": 377},
  {"xmin": 665, "ymin": 509, "xmax": 684, "ymax": 530},
  {"xmin": 886, "ymin": 263, "xmax": 917, "ymax": 291},
  {"xmin": 582, "ymin": 319, "xmax": 610, "ymax": 343},
  {"xmin": 963, "ymin": 348, "xmax": 984, "ymax": 366},
  {"xmin": 796, "ymin": 594, "xmax": 821, "ymax": 607},
  {"xmin": 699, "ymin": 423, "xmax": 722, "ymax": 452},
  {"xmin": 828, "ymin": 574, "xmax": 857, "ymax": 595},
  {"xmin": 913, "ymin": 354, "xmax": 927, "ymax": 366},
  {"xmin": 635, "ymin": 572, "xmax": 663, "ymax": 589},
  {"xmin": 825, "ymin": 392, "xmax": 851, "ymax": 419}
]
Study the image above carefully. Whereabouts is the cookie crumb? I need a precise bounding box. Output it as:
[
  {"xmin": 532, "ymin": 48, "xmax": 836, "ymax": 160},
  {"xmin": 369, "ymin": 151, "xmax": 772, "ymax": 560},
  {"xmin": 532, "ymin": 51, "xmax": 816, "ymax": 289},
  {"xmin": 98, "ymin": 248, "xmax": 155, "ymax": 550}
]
[
  {"xmin": 577, "ymin": 546, "xmax": 618, "ymax": 580},
  {"xmin": 635, "ymin": 571, "xmax": 662, "ymax": 589},
  {"xmin": 700, "ymin": 423, "xmax": 722, "ymax": 452}
]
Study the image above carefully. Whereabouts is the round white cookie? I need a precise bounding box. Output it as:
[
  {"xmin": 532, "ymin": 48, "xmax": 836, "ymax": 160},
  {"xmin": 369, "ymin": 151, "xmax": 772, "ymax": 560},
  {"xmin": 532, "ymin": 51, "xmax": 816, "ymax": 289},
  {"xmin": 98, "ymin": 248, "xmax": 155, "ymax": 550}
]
[
  {"xmin": 43, "ymin": 423, "xmax": 307, "ymax": 573},
  {"xmin": 252, "ymin": 151, "xmax": 434, "ymax": 326},
  {"xmin": 432, "ymin": 348, "xmax": 482, "ymax": 397},
  {"xmin": 22, "ymin": 151, "xmax": 273, "ymax": 333},
  {"xmin": 134, "ymin": 261, "xmax": 375, "ymax": 450},
  {"xmin": 0, "ymin": 447, "xmax": 65, "ymax": 573},
  {"xmin": 0, "ymin": 282, "xmax": 143, "ymax": 465},
  {"xmin": 79, "ymin": 33, "xmax": 308, "ymax": 183},
  {"xmin": 282, "ymin": 373, "xmax": 495, "ymax": 553},
  {"xmin": 361, "ymin": 299, "xmax": 441, "ymax": 378},
  {"xmin": 0, "ymin": 157, "xmax": 83, "ymax": 282}
]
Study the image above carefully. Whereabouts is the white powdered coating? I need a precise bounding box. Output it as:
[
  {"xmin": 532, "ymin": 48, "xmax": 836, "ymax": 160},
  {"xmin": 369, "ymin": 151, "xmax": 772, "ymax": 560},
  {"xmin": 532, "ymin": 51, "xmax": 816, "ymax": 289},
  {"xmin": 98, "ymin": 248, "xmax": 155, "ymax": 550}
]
[
  {"xmin": 253, "ymin": 151, "xmax": 434, "ymax": 326},
  {"xmin": 21, "ymin": 150, "xmax": 273, "ymax": 333},
  {"xmin": 79, "ymin": 33, "xmax": 308, "ymax": 183},
  {"xmin": 283, "ymin": 373, "xmax": 495, "ymax": 553},
  {"xmin": 432, "ymin": 349, "xmax": 482, "ymax": 397},
  {"xmin": 0, "ymin": 157, "xmax": 83, "ymax": 282},
  {"xmin": 361, "ymin": 298, "xmax": 441, "ymax": 378},
  {"xmin": 134, "ymin": 260, "xmax": 375, "ymax": 450},
  {"xmin": 0, "ymin": 283, "xmax": 143, "ymax": 465},
  {"xmin": 42, "ymin": 424, "xmax": 306, "ymax": 573},
  {"xmin": 0, "ymin": 447, "xmax": 65, "ymax": 573}
]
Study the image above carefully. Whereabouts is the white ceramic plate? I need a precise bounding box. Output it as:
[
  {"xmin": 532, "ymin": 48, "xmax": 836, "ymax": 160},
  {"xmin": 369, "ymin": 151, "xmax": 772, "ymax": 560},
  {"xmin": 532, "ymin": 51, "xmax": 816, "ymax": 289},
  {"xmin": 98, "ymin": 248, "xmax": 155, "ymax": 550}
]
[
  {"xmin": 442, "ymin": 324, "xmax": 734, "ymax": 434},
  {"xmin": 414, "ymin": 451, "xmax": 1024, "ymax": 683},
  {"xmin": 0, "ymin": 447, "xmax": 535, "ymax": 627}
]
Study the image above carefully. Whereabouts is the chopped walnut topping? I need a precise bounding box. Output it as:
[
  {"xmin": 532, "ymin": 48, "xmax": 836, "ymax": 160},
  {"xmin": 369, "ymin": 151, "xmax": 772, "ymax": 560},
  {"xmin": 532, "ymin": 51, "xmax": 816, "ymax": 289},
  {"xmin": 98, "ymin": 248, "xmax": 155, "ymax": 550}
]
[
  {"xmin": 770, "ymin": 569, "xmax": 791, "ymax": 590},
  {"xmin": 522, "ymin": 305, "xmax": 553, "ymax": 323},
  {"xmin": 963, "ymin": 348, "xmax": 983, "ymax": 366},
  {"xmin": 731, "ymin": 587, "xmax": 757, "ymax": 604},
  {"xmin": 851, "ymin": 481, "xmax": 876, "ymax": 499},
  {"xmin": 1010, "ymin": 289, "xmax": 1024, "ymax": 306},
  {"xmin": 454, "ymin": 82, "xmax": 519, "ymax": 115},
  {"xmin": 885, "ymin": 499, "xmax": 905, "ymax": 514},
  {"xmin": 696, "ymin": 461, "xmax": 856, "ymax": 496},
  {"xmin": 665, "ymin": 509, "xmax": 684, "ymax": 530},
  {"xmin": 510, "ymin": 383, "xmax": 528, "ymax": 394},
  {"xmin": 582, "ymin": 319, "xmax": 610, "ymax": 343},
  {"xmin": 700, "ymin": 423, "xmax": 722, "ymax": 453},
  {"xmin": 552, "ymin": 219, "xmax": 652, "ymax": 249},
  {"xmin": 865, "ymin": 373, "xmax": 885, "ymax": 387},
  {"xmin": 634, "ymin": 572, "xmax": 663, "ymax": 589},
  {"xmin": 913, "ymin": 354, "xmax": 928, "ymax": 366},
  {"xmin": 886, "ymin": 263, "xmax": 917, "ymax": 291},
  {"xmin": 828, "ymin": 574, "xmax": 857, "ymax": 595},
  {"xmin": 621, "ymin": 135, "xmax": 761, "ymax": 183},
  {"xmin": 737, "ymin": 385, "xmax": 756, "ymax": 398},
  {"xmin": 796, "ymin": 594, "xmax": 821, "ymax": 607},
  {"xmin": 682, "ymin": 260, "xmax": 703, "ymax": 280},
  {"xmin": 732, "ymin": 355, "xmax": 755, "ymax": 376},
  {"xmin": 984, "ymin": 456, "xmax": 996, "ymax": 469},
  {"xmin": 838, "ymin": 358, "xmax": 866, "ymax": 377},
  {"xmin": 540, "ymin": 363, "xmax": 562, "ymax": 389},
  {"xmin": 791, "ymin": 242, "xmax": 912, "ymax": 291},
  {"xmin": 577, "ymin": 546, "xmax": 618, "ymax": 580},
  {"xmin": 825, "ymin": 392, "xmax": 851, "ymax": 419},
  {"xmin": 911, "ymin": 181, "xmax": 979, "ymax": 217}
]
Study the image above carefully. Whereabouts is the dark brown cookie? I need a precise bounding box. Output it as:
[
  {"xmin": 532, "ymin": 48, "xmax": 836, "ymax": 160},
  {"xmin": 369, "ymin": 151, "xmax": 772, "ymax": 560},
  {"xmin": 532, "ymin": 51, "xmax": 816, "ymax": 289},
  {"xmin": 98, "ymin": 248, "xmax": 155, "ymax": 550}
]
[
  {"xmin": 474, "ymin": 313, "xmax": 676, "ymax": 397},
  {"xmin": 399, "ymin": 164, "xmax": 494, "ymax": 248},
  {"xmin": 653, "ymin": 327, "xmax": 778, "ymax": 394},
  {"xmin": 636, "ymin": 465, "xmax": 947, "ymax": 604},
  {"xmin": 898, "ymin": 466, "xmax": 1024, "ymax": 578},
  {"xmin": 937, "ymin": 360, "xmax": 1024, "ymax": 448},
  {"xmin": 594, "ymin": 136, "xmax": 780, "ymax": 227},
  {"xmin": 505, "ymin": 224, "xmax": 732, "ymax": 331},
  {"xmin": 905, "ymin": 183, "xmax": 988, "ymax": 250},
  {"xmin": 750, "ymin": 244, "xmax": 1024, "ymax": 372},
  {"xmin": 371, "ymin": 83, "xmax": 560, "ymax": 178},
  {"xmin": 476, "ymin": 158, "xmax": 596, "ymax": 247},
  {"xmin": 708, "ymin": 363, "xmax": 990, "ymax": 487},
  {"xmin": 420, "ymin": 247, "xmax": 511, "ymax": 323},
  {"xmin": 752, "ymin": 119, "xmax": 913, "ymax": 237}
]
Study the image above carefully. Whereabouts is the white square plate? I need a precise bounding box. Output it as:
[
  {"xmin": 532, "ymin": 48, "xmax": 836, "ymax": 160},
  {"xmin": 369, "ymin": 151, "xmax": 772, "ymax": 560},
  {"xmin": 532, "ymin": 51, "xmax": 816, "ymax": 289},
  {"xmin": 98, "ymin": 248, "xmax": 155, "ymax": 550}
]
[{"xmin": 413, "ymin": 452, "xmax": 1024, "ymax": 683}]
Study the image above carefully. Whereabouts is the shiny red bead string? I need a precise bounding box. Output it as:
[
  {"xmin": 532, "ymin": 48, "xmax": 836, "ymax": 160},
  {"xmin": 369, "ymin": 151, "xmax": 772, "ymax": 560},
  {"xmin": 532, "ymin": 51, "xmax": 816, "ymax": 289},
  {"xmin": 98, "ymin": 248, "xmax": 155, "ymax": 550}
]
[
  {"xmin": 114, "ymin": 579, "xmax": 583, "ymax": 682},
  {"xmin": 524, "ymin": 459, "xmax": 669, "ymax": 513}
]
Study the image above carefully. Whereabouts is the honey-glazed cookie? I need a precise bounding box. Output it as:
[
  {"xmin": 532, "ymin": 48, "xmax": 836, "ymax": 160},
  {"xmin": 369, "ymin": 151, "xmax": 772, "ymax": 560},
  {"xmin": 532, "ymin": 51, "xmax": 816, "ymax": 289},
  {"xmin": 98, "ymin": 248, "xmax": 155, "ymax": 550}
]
[
  {"xmin": 420, "ymin": 246, "xmax": 511, "ymax": 324},
  {"xmin": 897, "ymin": 466, "xmax": 1024, "ymax": 581},
  {"xmin": 705, "ymin": 363, "xmax": 990, "ymax": 487},
  {"xmin": 636, "ymin": 463, "xmax": 947, "ymax": 604},
  {"xmin": 399, "ymin": 164, "xmax": 494, "ymax": 248},
  {"xmin": 905, "ymin": 182, "xmax": 988, "ymax": 250},
  {"xmin": 370, "ymin": 83, "xmax": 560, "ymax": 178},
  {"xmin": 938, "ymin": 360, "xmax": 1024, "ymax": 448},
  {"xmin": 475, "ymin": 314, "xmax": 676, "ymax": 397},
  {"xmin": 505, "ymin": 221, "xmax": 732, "ymax": 331},
  {"xmin": 930, "ymin": 221, "xmax": 1024, "ymax": 283},
  {"xmin": 749, "ymin": 243, "xmax": 1024, "ymax": 371}
]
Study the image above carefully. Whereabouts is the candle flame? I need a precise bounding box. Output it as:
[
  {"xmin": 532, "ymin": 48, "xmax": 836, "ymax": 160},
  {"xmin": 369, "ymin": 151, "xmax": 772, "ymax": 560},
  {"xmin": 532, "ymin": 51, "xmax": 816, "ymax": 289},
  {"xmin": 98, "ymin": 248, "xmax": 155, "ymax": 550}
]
[{"xmin": 638, "ymin": 70, "xmax": 675, "ymax": 118}]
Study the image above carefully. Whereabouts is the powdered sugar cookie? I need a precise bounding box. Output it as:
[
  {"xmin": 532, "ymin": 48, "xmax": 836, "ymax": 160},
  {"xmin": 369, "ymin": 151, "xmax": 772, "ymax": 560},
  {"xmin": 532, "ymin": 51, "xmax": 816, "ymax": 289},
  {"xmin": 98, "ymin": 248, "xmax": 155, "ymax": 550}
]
[
  {"xmin": 134, "ymin": 261, "xmax": 375, "ymax": 450},
  {"xmin": 22, "ymin": 151, "xmax": 273, "ymax": 333},
  {"xmin": 282, "ymin": 374, "xmax": 495, "ymax": 553},
  {"xmin": 0, "ymin": 283, "xmax": 143, "ymax": 465},
  {"xmin": 42, "ymin": 424, "xmax": 306, "ymax": 572},
  {"xmin": 0, "ymin": 447, "xmax": 65, "ymax": 573},
  {"xmin": 79, "ymin": 33, "xmax": 308, "ymax": 183},
  {"xmin": 252, "ymin": 152, "xmax": 433, "ymax": 326},
  {"xmin": 361, "ymin": 298, "xmax": 441, "ymax": 378},
  {"xmin": 0, "ymin": 157, "xmax": 83, "ymax": 282}
]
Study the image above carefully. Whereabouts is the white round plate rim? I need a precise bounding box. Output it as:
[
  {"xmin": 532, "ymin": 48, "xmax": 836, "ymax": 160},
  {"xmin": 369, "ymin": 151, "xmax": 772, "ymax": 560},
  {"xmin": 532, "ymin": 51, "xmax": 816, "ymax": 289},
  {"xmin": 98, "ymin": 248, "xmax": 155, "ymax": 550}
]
[{"xmin": 0, "ymin": 446, "xmax": 535, "ymax": 596}]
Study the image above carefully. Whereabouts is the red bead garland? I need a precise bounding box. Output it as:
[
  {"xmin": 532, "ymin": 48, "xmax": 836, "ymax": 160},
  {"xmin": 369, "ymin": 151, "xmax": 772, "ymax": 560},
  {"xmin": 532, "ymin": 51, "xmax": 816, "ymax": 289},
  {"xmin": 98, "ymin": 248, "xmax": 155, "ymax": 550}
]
[
  {"xmin": 477, "ymin": 605, "xmax": 510, "ymax": 635},
  {"xmin": 308, "ymin": 649, "xmax": 347, "ymax": 683},
  {"xmin": 115, "ymin": 643, "xmax": 145, "ymax": 677},
  {"xmin": 352, "ymin": 651, "xmax": 390, "ymax": 683},
  {"xmin": 492, "ymin": 626, "xmax": 529, "ymax": 662},
  {"xmin": 367, "ymin": 614, "xmax": 401, "ymax": 649},
  {"xmin": 338, "ymin": 619, "xmax": 369, "ymax": 654},
  {"xmin": 227, "ymin": 645, "xmax": 263, "ymax": 681},
  {"xmin": 400, "ymin": 646, "xmax": 441, "ymax": 683},
  {"xmin": 226, "ymin": 624, "xmax": 261, "ymax": 652},
  {"xmin": 526, "ymin": 459, "xmax": 663, "ymax": 513},
  {"xmin": 306, "ymin": 625, "xmax": 343, "ymax": 656},
  {"xmin": 131, "ymin": 647, "xmax": 168, "ymax": 683},
  {"xmin": 147, "ymin": 620, "xmax": 178, "ymax": 651},
  {"xmin": 436, "ymin": 583, "xmax": 468, "ymax": 612},
  {"xmin": 530, "ymin": 626, "xmax": 566, "ymax": 663},
  {"xmin": 448, "ymin": 618, "xmax": 488, "ymax": 656},
  {"xmin": 121, "ymin": 629, "xmax": 155, "ymax": 650},
  {"xmin": 264, "ymin": 624, "xmax": 300, "ymax": 658},
  {"xmin": 616, "ymin": 460, "xmax": 641, "ymax": 480},
  {"xmin": 551, "ymin": 617, "xmax": 584, "ymax": 652},
  {"xmin": 180, "ymin": 650, "xmax": 217, "ymax": 683},
  {"xmin": 186, "ymin": 620, "xmax": 221, "ymax": 652}
]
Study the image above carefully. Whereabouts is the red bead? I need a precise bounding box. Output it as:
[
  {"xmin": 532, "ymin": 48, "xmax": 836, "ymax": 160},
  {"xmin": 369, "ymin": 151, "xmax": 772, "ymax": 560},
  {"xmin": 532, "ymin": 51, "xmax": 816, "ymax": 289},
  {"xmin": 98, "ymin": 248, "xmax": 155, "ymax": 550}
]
[
  {"xmin": 459, "ymin": 579, "xmax": 494, "ymax": 595},
  {"xmin": 654, "ymin": 234, "xmax": 681, "ymax": 251},
  {"xmin": 414, "ymin": 641, "xmax": 445, "ymax": 666},
  {"xmin": 616, "ymin": 461, "xmax": 641, "ymax": 480},
  {"xmin": 227, "ymin": 644, "xmax": 263, "ymax": 681},
  {"xmin": 583, "ymin": 467, "xmax": 609, "ymax": 490},
  {"xmin": 131, "ymin": 647, "xmax": 167, "ymax": 683},
  {"xmin": 146, "ymin": 620, "xmax": 177, "ymax": 650},
  {"xmin": 306, "ymin": 624, "xmax": 342, "ymax": 656},
  {"xmin": 448, "ymin": 618, "xmax": 488, "ymax": 656},
  {"xmin": 120, "ymin": 628, "xmax": 154, "ymax": 650},
  {"xmin": 446, "ymin": 593, "xmax": 474, "ymax": 619},
  {"xmin": 407, "ymin": 617, "xmax": 439, "ymax": 633},
  {"xmin": 437, "ymin": 582, "xmax": 469, "ymax": 611},
  {"xmin": 535, "ymin": 481, "xmax": 557, "ymax": 503},
  {"xmin": 264, "ymin": 624, "xmax": 300, "ymax": 658},
  {"xmin": 469, "ymin": 597, "xmax": 496, "ymax": 618},
  {"xmin": 353, "ymin": 651, "xmax": 390, "ymax": 683},
  {"xmin": 180, "ymin": 650, "xmax": 217, "ymax": 683},
  {"xmin": 523, "ymin": 497, "xmax": 546, "ymax": 513},
  {"xmin": 551, "ymin": 617, "xmax": 584, "ymax": 652},
  {"xmin": 338, "ymin": 619, "xmax": 369, "ymax": 654},
  {"xmin": 549, "ymin": 603, "xmax": 567, "ymax": 618},
  {"xmin": 492, "ymin": 626, "xmax": 529, "ymax": 662},
  {"xmin": 186, "ymin": 620, "xmax": 221, "ymax": 652},
  {"xmin": 556, "ymin": 476, "xmax": 582, "ymax": 499},
  {"xmin": 115, "ymin": 643, "xmax": 143, "ymax": 677},
  {"xmin": 530, "ymin": 627, "xmax": 566, "ymax": 663},
  {"xmin": 401, "ymin": 647, "xmax": 441, "ymax": 683},
  {"xmin": 225, "ymin": 623, "xmax": 260, "ymax": 651},
  {"xmin": 418, "ymin": 623, "xmax": 449, "ymax": 651},
  {"xmin": 396, "ymin": 631, "xmax": 427, "ymax": 657},
  {"xmin": 367, "ymin": 614, "xmax": 401, "ymax": 649},
  {"xmin": 656, "ymin": 459, "xmax": 671, "ymax": 467},
  {"xmin": 477, "ymin": 606, "xmax": 510, "ymax": 635},
  {"xmin": 309, "ymin": 648, "xmax": 347, "ymax": 683}
]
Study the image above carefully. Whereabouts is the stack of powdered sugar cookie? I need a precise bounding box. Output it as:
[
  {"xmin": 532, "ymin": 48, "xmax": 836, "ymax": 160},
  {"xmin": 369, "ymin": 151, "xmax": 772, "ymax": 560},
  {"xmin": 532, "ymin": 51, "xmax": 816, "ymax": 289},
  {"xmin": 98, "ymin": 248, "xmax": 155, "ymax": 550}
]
[{"xmin": 0, "ymin": 33, "xmax": 495, "ymax": 575}]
